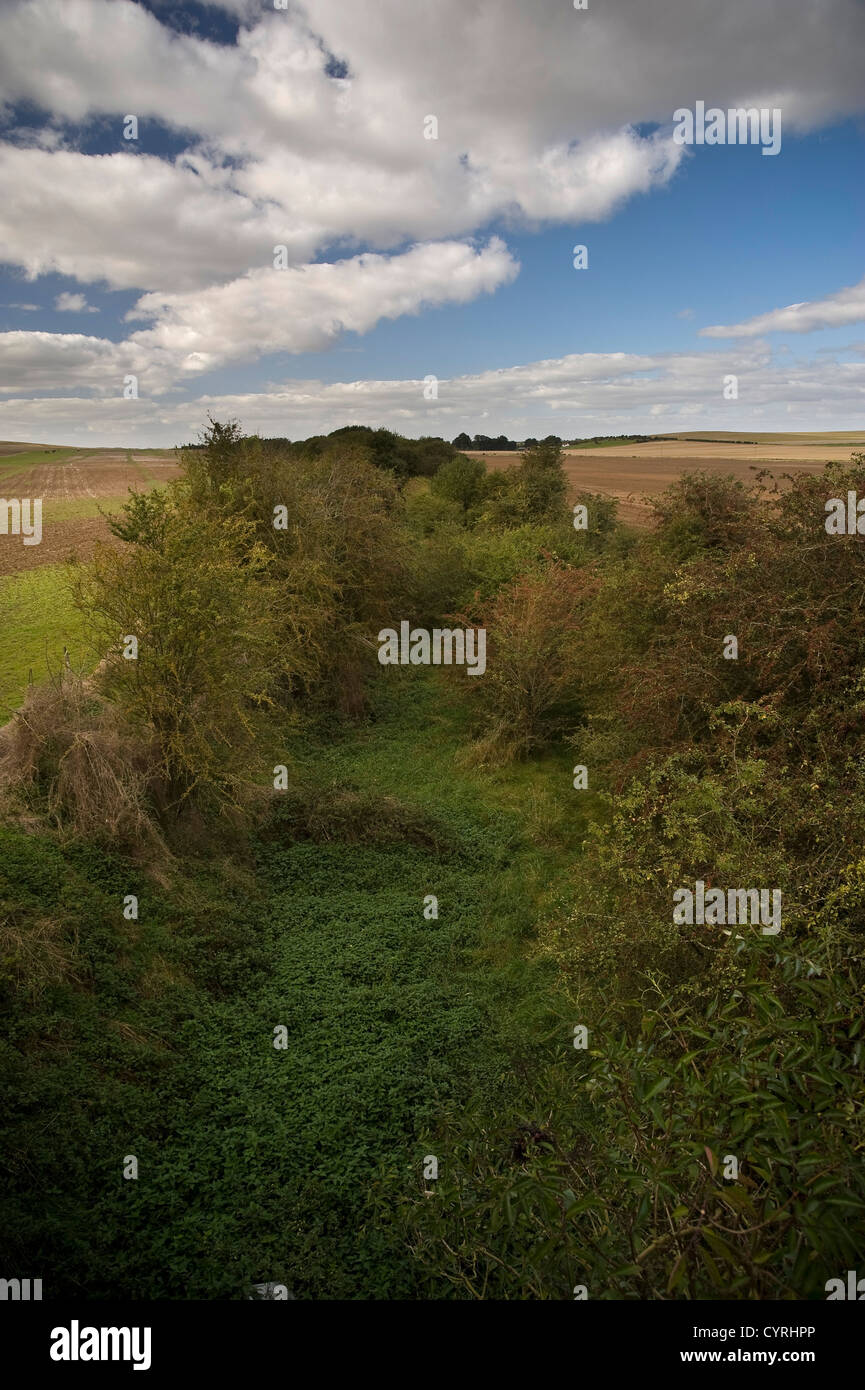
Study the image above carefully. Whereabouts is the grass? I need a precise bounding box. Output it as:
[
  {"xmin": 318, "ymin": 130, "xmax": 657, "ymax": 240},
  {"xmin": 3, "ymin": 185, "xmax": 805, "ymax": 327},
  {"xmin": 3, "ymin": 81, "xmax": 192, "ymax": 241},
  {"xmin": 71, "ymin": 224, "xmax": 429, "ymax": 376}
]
[
  {"xmin": 568, "ymin": 435, "xmax": 660, "ymax": 449},
  {"xmin": 42, "ymin": 495, "xmax": 126, "ymax": 523},
  {"xmin": 0, "ymin": 669, "xmax": 586, "ymax": 1297},
  {"xmin": 0, "ymin": 565, "xmax": 95, "ymax": 718},
  {"xmin": 126, "ymin": 451, "xmax": 167, "ymax": 489}
]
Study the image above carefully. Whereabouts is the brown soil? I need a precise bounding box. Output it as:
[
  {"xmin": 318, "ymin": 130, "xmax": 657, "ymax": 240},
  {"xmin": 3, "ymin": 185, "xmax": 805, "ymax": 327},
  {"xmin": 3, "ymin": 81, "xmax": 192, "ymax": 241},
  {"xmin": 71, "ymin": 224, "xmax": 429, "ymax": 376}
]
[
  {"xmin": 0, "ymin": 452, "xmax": 180, "ymax": 499},
  {"xmin": 0, "ymin": 517, "xmax": 115, "ymax": 577},
  {"xmin": 470, "ymin": 443, "xmax": 856, "ymax": 527},
  {"xmin": 0, "ymin": 452, "xmax": 180, "ymax": 576}
]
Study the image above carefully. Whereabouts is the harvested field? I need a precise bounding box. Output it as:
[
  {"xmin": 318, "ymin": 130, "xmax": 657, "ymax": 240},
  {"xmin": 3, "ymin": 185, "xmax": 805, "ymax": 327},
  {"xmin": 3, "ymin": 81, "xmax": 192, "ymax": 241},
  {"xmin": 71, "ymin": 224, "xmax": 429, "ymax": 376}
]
[
  {"xmin": 0, "ymin": 450, "xmax": 180, "ymax": 499},
  {"xmin": 470, "ymin": 436, "xmax": 864, "ymax": 527},
  {"xmin": 0, "ymin": 517, "xmax": 116, "ymax": 578},
  {"xmin": 0, "ymin": 450, "xmax": 180, "ymax": 575}
]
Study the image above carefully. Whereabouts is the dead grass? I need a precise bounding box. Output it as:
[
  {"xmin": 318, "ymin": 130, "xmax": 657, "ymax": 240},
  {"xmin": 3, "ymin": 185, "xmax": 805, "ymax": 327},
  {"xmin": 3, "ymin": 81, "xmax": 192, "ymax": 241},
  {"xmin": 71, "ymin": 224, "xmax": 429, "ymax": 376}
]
[
  {"xmin": 0, "ymin": 672, "xmax": 165, "ymax": 851},
  {"xmin": 0, "ymin": 913, "xmax": 79, "ymax": 999}
]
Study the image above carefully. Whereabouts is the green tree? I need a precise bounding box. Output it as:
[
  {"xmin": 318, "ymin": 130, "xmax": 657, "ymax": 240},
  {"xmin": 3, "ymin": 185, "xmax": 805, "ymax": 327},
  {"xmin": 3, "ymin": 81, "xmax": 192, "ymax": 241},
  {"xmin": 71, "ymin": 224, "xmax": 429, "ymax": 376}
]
[
  {"xmin": 73, "ymin": 486, "xmax": 280, "ymax": 812},
  {"xmin": 430, "ymin": 453, "xmax": 487, "ymax": 513}
]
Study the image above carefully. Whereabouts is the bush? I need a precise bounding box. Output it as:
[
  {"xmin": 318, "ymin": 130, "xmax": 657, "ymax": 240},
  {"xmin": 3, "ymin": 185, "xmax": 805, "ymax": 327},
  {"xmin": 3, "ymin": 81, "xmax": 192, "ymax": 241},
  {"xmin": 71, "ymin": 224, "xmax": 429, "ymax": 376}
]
[
  {"xmin": 72, "ymin": 487, "xmax": 281, "ymax": 813},
  {"xmin": 430, "ymin": 454, "xmax": 487, "ymax": 513},
  {"xmin": 462, "ymin": 562, "xmax": 596, "ymax": 760},
  {"xmin": 0, "ymin": 673, "xmax": 162, "ymax": 849}
]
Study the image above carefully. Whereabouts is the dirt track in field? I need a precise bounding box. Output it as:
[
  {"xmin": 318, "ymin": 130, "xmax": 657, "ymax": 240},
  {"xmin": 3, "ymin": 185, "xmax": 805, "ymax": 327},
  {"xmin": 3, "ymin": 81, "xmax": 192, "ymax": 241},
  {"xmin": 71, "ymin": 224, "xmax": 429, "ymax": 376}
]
[
  {"xmin": 0, "ymin": 451, "xmax": 180, "ymax": 577},
  {"xmin": 471, "ymin": 440, "xmax": 862, "ymax": 527}
]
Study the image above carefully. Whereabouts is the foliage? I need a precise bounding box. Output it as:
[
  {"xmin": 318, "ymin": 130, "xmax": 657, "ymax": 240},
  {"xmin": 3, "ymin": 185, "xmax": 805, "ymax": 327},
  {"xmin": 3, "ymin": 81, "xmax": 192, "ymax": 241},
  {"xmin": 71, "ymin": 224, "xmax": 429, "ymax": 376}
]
[
  {"xmin": 4, "ymin": 432, "xmax": 865, "ymax": 1301},
  {"xmin": 462, "ymin": 563, "xmax": 596, "ymax": 759},
  {"xmin": 72, "ymin": 485, "xmax": 280, "ymax": 812}
]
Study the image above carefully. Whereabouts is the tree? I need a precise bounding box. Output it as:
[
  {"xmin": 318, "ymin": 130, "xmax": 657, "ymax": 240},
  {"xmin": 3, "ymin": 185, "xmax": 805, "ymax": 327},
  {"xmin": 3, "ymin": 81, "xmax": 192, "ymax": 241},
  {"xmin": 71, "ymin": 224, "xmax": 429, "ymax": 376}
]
[
  {"xmin": 513, "ymin": 439, "xmax": 568, "ymax": 521},
  {"xmin": 430, "ymin": 454, "xmax": 487, "ymax": 512},
  {"xmin": 452, "ymin": 433, "xmax": 472, "ymax": 450},
  {"xmin": 73, "ymin": 486, "xmax": 281, "ymax": 812}
]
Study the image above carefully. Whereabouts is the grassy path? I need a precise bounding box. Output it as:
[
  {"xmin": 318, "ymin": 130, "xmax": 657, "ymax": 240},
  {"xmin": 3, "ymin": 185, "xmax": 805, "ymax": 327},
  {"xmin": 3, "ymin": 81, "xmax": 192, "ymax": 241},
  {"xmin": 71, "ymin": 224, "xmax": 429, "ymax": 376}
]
[
  {"xmin": 119, "ymin": 674, "xmax": 586, "ymax": 1297},
  {"xmin": 1, "ymin": 671, "xmax": 589, "ymax": 1298}
]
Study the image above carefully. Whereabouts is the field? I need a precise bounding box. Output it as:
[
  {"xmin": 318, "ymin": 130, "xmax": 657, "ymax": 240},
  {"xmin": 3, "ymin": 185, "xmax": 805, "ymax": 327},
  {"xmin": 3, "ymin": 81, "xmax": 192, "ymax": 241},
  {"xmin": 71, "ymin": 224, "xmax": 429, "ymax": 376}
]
[
  {"xmin": 471, "ymin": 431, "xmax": 865, "ymax": 526},
  {"xmin": 0, "ymin": 446, "xmax": 179, "ymax": 552},
  {"xmin": 0, "ymin": 445, "xmax": 180, "ymax": 714}
]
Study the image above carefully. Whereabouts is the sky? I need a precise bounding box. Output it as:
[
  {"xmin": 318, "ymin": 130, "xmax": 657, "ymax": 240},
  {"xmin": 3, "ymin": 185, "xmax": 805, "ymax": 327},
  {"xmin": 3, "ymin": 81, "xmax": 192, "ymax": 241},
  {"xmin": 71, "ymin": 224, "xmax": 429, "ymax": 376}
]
[{"xmin": 0, "ymin": 0, "xmax": 863, "ymax": 446}]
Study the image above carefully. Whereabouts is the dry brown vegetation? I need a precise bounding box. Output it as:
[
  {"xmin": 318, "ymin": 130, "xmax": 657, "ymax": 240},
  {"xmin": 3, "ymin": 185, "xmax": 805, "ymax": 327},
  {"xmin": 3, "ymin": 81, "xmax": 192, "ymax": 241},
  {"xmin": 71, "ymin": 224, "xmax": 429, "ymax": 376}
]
[{"xmin": 0, "ymin": 672, "xmax": 163, "ymax": 850}]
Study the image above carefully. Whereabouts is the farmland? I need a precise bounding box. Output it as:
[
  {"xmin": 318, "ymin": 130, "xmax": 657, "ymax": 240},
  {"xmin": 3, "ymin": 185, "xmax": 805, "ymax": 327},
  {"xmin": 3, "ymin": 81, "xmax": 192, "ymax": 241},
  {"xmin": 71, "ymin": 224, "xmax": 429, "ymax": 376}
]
[
  {"xmin": 471, "ymin": 431, "xmax": 864, "ymax": 526},
  {"xmin": 0, "ymin": 431, "xmax": 860, "ymax": 712},
  {"xmin": 0, "ymin": 445, "xmax": 180, "ymax": 713}
]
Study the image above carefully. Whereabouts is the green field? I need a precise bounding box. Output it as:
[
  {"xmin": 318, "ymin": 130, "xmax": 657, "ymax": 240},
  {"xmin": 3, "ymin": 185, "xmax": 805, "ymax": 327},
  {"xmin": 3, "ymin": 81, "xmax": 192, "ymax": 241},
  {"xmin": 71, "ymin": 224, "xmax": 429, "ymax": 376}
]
[
  {"xmin": 664, "ymin": 430, "xmax": 865, "ymax": 444},
  {"xmin": 0, "ymin": 565, "xmax": 94, "ymax": 718}
]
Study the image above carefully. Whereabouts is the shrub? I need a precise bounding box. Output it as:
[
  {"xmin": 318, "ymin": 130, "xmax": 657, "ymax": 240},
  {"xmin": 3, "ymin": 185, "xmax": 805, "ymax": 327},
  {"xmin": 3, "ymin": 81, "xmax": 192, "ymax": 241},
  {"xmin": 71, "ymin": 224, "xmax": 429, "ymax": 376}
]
[
  {"xmin": 0, "ymin": 673, "xmax": 162, "ymax": 849},
  {"xmin": 72, "ymin": 489, "xmax": 281, "ymax": 812},
  {"xmin": 430, "ymin": 454, "xmax": 487, "ymax": 513},
  {"xmin": 462, "ymin": 562, "xmax": 596, "ymax": 760}
]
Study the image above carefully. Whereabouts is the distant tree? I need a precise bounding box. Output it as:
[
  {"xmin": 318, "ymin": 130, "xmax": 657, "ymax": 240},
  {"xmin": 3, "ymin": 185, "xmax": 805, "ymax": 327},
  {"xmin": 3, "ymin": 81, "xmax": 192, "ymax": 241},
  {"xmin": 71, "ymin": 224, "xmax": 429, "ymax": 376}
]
[
  {"xmin": 452, "ymin": 432, "xmax": 472, "ymax": 450},
  {"xmin": 514, "ymin": 439, "xmax": 568, "ymax": 521}
]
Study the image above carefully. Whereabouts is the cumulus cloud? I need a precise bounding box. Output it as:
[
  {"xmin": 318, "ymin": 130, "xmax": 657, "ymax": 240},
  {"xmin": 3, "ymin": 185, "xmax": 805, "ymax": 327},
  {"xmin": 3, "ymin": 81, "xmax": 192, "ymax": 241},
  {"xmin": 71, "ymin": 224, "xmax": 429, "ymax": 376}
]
[
  {"xmin": 0, "ymin": 145, "xmax": 292, "ymax": 294},
  {"xmin": 0, "ymin": 239, "xmax": 518, "ymax": 394},
  {"xmin": 5, "ymin": 0, "xmax": 861, "ymax": 301},
  {"xmin": 1, "ymin": 343, "xmax": 862, "ymax": 447},
  {"xmin": 1, "ymin": 0, "xmax": 864, "ymax": 420},
  {"xmin": 0, "ymin": 331, "xmax": 141, "ymax": 393},
  {"xmin": 701, "ymin": 276, "xmax": 865, "ymax": 338},
  {"xmin": 54, "ymin": 292, "xmax": 98, "ymax": 313}
]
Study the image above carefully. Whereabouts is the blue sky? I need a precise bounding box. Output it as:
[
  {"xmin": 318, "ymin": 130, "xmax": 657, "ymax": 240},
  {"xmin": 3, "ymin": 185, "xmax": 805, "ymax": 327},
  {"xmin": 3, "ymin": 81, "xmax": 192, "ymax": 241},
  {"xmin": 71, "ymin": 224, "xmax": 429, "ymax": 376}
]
[{"xmin": 0, "ymin": 0, "xmax": 863, "ymax": 445}]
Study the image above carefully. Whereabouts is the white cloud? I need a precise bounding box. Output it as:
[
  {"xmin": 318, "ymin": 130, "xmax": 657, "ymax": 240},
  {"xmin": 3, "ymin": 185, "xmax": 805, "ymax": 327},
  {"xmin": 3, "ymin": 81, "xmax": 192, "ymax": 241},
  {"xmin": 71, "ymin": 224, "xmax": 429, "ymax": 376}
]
[
  {"xmin": 54, "ymin": 291, "xmax": 98, "ymax": 313},
  {"xmin": 0, "ymin": 145, "xmax": 292, "ymax": 294},
  {"xmin": 0, "ymin": 0, "xmax": 693, "ymax": 299},
  {"xmin": 0, "ymin": 239, "xmax": 519, "ymax": 394},
  {"xmin": 0, "ymin": 331, "xmax": 140, "ymax": 393},
  {"xmin": 8, "ymin": 0, "xmax": 860, "ymax": 307},
  {"xmin": 1, "ymin": 0, "xmax": 864, "ymax": 410},
  {"xmin": 1, "ymin": 343, "xmax": 862, "ymax": 447},
  {"xmin": 702, "ymin": 276, "xmax": 865, "ymax": 338}
]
